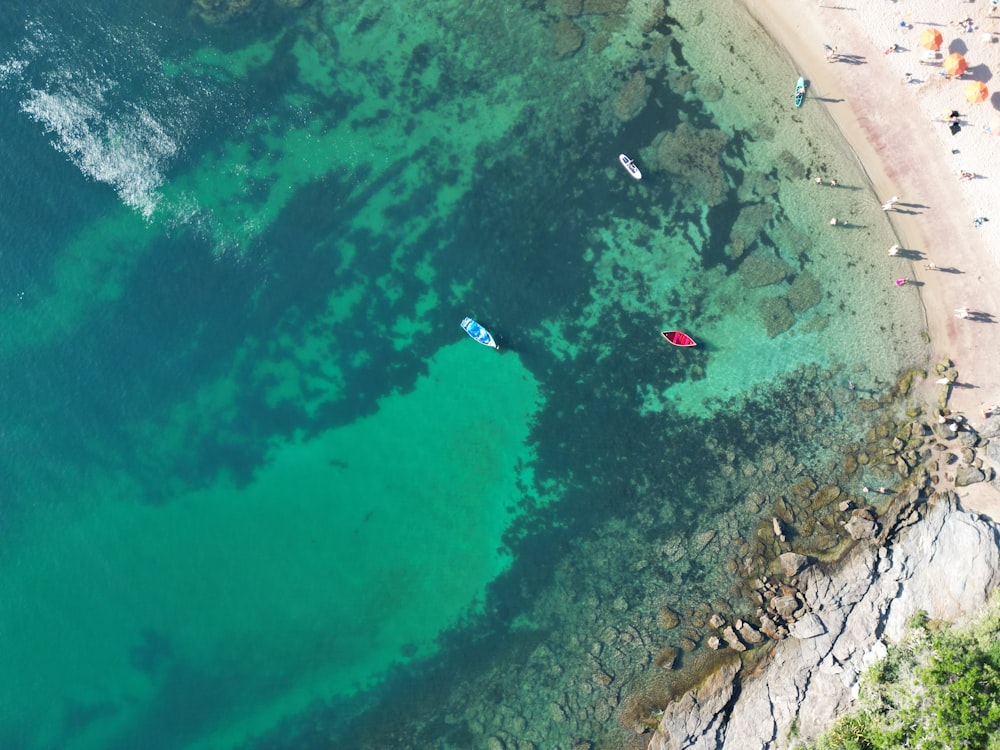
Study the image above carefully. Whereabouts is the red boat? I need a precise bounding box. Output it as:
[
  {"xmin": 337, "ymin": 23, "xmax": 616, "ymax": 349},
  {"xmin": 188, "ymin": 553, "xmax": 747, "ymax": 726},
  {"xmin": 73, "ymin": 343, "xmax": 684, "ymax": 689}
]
[{"xmin": 661, "ymin": 330, "xmax": 696, "ymax": 347}]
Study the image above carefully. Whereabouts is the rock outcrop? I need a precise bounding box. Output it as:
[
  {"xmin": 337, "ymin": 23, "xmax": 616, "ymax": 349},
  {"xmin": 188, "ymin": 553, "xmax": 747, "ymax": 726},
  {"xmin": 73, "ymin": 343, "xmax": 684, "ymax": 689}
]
[{"xmin": 649, "ymin": 491, "xmax": 1000, "ymax": 750}]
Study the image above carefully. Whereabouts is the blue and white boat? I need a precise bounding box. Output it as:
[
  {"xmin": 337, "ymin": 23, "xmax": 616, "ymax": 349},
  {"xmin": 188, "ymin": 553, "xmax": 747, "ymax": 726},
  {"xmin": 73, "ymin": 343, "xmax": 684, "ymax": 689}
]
[{"xmin": 460, "ymin": 317, "xmax": 499, "ymax": 349}]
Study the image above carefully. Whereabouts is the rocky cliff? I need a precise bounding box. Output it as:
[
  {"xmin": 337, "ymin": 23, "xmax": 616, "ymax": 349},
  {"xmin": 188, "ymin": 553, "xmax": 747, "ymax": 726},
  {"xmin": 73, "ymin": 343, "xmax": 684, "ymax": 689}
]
[{"xmin": 648, "ymin": 489, "xmax": 1000, "ymax": 749}]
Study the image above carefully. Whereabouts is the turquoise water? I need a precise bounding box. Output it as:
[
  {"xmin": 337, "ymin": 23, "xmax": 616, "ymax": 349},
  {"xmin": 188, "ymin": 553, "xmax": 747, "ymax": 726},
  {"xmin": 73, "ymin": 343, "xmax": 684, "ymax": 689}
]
[{"xmin": 0, "ymin": 1, "xmax": 929, "ymax": 748}]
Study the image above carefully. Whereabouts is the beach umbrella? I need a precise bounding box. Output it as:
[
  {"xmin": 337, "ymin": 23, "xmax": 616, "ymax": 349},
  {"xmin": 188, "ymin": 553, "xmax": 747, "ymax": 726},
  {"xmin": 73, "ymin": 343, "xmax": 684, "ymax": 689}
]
[
  {"xmin": 920, "ymin": 28, "xmax": 943, "ymax": 51},
  {"xmin": 966, "ymin": 81, "xmax": 989, "ymax": 103},
  {"xmin": 943, "ymin": 53, "xmax": 968, "ymax": 77}
]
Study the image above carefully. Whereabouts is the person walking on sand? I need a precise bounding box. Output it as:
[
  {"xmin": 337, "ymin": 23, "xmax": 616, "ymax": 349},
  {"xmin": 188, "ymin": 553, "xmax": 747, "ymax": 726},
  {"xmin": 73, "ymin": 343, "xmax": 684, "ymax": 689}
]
[
  {"xmin": 882, "ymin": 196, "xmax": 899, "ymax": 211},
  {"xmin": 888, "ymin": 244, "xmax": 900, "ymax": 255},
  {"xmin": 955, "ymin": 306, "xmax": 971, "ymax": 319},
  {"xmin": 895, "ymin": 278, "xmax": 909, "ymax": 287}
]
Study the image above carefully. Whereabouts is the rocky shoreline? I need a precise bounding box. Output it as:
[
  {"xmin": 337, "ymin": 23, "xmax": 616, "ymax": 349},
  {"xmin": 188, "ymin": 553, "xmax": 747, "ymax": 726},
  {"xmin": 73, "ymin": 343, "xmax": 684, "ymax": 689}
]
[{"xmin": 648, "ymin": 412, "xmax": 1000, "ymax": 750}]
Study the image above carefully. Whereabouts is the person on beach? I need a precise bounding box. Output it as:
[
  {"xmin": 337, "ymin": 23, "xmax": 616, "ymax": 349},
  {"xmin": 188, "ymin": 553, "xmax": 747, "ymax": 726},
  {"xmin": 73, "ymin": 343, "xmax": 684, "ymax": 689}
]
[
  {"xmin": 924, "ymin": 261, "xmax": 937, "ymax": 270},
  {"xmin": 895, "ymin": 278, "xmax": 909, "ymax": 286},
  {"xmin": 829, "ymin": 179, "xmax": 838, "ymax": 187},
  {"xmin": 888, "ymin": 244, "xmax": 900, "ymax": 255},
  {"xmin": 814, "ymin": 177, "xmax": 823, "ymax": 184},
  {"xmin": 882, "ymin": 196, "xmax": 899, "ymax": 211},
  {"xmin": 955, "ymin": 306, "xmax": 971, "ymax": 319},
  {"xmin": 960, "ymin": 170, "xmax": 976, "ymax": 181}
]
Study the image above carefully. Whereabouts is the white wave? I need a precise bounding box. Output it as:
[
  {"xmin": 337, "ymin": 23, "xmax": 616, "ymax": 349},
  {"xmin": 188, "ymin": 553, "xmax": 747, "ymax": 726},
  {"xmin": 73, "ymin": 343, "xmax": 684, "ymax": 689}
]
[
  {"xmin": 3, "ymin": 15, "xmax": 185, "ymax": 220},
  {"xmin": 20, "ymin": 77, "xmax": 178, "ymax": 219},
  {"xmin": 0, "ymin": 57, "xmax": 28, "ymax": 84}
]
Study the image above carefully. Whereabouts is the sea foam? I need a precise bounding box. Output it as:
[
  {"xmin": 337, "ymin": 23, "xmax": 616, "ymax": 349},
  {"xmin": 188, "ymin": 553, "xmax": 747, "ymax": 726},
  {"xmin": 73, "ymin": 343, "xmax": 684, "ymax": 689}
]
[{"xmin": 3, "ymin": 17, "xmax": 183, "ymax": 220}]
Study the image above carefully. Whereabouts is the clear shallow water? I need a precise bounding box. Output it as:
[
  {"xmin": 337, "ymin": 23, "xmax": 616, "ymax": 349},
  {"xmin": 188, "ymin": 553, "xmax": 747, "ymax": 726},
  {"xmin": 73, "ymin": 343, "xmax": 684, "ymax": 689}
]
[{"xmin": 0, "ymin": 0, "xmax": 928, "ymax": 748}]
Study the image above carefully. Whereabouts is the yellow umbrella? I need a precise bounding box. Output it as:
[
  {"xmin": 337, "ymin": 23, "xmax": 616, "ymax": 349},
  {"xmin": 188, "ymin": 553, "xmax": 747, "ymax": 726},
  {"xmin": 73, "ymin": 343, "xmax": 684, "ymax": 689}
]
[
  {"xmin": 966, "ymin": 81, "xmax": 989, "ymax": 103},
  {"xmin": 943, "ymin": 52, "xmax": 968, "ymax": 76},
  {"xmin": 920, "ymin": 28, "xmax": 943, "ymax": 50}
]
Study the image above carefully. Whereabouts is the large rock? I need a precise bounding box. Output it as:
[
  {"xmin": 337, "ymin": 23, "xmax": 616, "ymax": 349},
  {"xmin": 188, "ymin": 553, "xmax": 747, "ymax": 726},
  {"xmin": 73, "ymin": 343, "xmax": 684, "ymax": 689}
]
[
  {"xmin": 736, "ymin": 621, "xmax": 765, "ymax": 645},
  {"xmin": 779, "ymin": 552, "xmax": 810, "ymax": 578},
  {"xmin": 720, "ymin": 626, "xmax": 746, "ymax": 652},
  {"xmin": 988, "ymin": 438, "xmax": 1000, "ymax": 465},
  {"xmin": 652, "ymin": 655, "xmax": 741, "ymax": 750},
  {"xmin": 843, "ymin": 512, "xmax": 878, "ymax": 540},
  {"xmin": 979, "ymin": 417, "xmax": 1000, "ymax": 440},
  {"xmin": 788, "ymin": 612, "xmax": 826, "ymax": 639},
  {"xmin": 648, "ymin": 492, "xmax": 1000, "ymax": 750},
  {"xmin": 770, "ymin": 594, "xmax": 802, "ymax": 620},
  {"xmin": 955, "ymin": 465, "xmax": 986, "ymax": 486}
]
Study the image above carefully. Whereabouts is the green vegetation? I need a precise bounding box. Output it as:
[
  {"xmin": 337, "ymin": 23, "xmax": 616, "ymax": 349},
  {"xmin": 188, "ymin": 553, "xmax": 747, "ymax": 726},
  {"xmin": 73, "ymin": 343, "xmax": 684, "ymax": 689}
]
[{"xmin": 799, "ymin": 595, "xmax": 1000, "ymax": 750}]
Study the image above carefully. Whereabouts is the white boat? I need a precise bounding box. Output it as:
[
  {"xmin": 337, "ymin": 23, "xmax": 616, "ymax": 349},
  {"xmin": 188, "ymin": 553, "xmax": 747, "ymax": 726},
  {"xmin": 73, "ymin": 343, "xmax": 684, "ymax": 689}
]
[
  {"xmin": 619, "ymin": 153, "xmax": 642, "ymax": 180},
  {"xmin": 460, "ymin": 317, "xmax": 499, "ymax": 349}
]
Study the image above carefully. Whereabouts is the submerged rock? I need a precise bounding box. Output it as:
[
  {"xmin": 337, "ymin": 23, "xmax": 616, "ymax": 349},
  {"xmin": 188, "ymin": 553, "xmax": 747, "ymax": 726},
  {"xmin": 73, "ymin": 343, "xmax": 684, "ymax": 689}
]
[
  {"xmin": 583, "ymin": 0, "xmax": 627, "ymax": 12},
  {"xmin": 552, "ymin": 19, "xmax": 585, "ymax": 59},
  {"xmin": 739, "ymin": 253, "xmax": 790, "ymax": 288},
  {"xmin": 613, "ymin": 71, "xmax": 649, "ymax": 121},
  {"xmin": 658, "ymin": 606, "xmax": 681, "ymax": 630},
  {"xmin": 727, "ymin": 204, "xmax": 774, "ymax": 260},
  {"xmin": 787, "ymin": 271, "xmax": 822, "ymax": 313},
  {"xmin": 758, "ymin": 297, "xmax": 795, "ymax": 338},
  {"xmin": 654, "ymin": 122, "xmax": 728, "ymax": 206},
  {"xmin": 654, "ymin": 646, "xmax": 679, "ymax": 669}
]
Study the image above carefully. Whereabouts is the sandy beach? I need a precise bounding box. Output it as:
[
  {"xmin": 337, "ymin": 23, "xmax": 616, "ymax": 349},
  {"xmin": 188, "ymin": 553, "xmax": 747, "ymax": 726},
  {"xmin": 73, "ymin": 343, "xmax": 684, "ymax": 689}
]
[{"xmin": 742, "ymin": 0, "xmax": 1000, "ymax": 424}]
